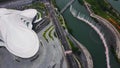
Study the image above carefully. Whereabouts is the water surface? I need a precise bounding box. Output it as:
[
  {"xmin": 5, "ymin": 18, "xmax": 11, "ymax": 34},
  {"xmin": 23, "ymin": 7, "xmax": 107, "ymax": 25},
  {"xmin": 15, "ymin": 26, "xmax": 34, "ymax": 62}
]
[{"xmin": 55, "ymin": 0, "xmax": 120, "ymax": 68}]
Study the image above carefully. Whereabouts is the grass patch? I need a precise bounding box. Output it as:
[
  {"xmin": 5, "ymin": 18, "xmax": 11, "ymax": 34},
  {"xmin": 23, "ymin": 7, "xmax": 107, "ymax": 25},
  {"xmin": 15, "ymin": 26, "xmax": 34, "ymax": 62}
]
[
  {"xmin": 43, "ymin": 25, "xmax": 53, "ymax": 42},
  {"xmin": 58, "ymin": 15, "xmax": 67, "ymax": 29},
  {"xmin": 24, "ymin": 2, "xmax": 45, "ymax": 11},
  {"xmin": 51, "ymin": 0, "xmax": 60, "ymax": 11},
  {"xmin": 54, "ymin": 32, "xmax": 57, "ymax": 38},
  {"xmin": 37, "ymin": 12, "xmax": 41, "ymax": 19},
  {"xmin": 23, "ymin": 1, "xmax": 46, "ymax": 17},
  {"xmin": 49, "ymin": 27, "xmax": 55, "ymax": 40},
  {"xmin": 85, "ymin": 0, "xmax": 120, "ymax": 32},
  {"xmin": 67, "ymin": 37, "xmax": 80, "ymax": 53}
]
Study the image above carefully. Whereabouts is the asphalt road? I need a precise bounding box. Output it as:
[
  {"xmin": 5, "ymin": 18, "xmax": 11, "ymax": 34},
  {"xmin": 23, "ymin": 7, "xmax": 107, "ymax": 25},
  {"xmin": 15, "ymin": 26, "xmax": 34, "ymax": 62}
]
[
  {"xmin": 0, "ymin": 0, "xmax": 36, "ymax": 9},
  {"xmin": 44, "ymin": 0, "xmax": 80, "ymax": 68},
  {"xmin": 44, "ymin": 0, "xmax": 71, "ymax": 51}
]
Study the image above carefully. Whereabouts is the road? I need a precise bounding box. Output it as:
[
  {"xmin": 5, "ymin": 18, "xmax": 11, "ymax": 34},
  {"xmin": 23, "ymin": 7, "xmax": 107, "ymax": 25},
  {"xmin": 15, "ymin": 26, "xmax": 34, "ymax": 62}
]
[
  {"xmin": 0, "ymin": 0, "xmax": 37, "ymax": 9},
  {"xmin": 44, "ymin": 0, "xmax": 80, "ymax": 68},
  {"xmin": 44, "ymin": 0, "xmax": 71, "ymax": 51}
]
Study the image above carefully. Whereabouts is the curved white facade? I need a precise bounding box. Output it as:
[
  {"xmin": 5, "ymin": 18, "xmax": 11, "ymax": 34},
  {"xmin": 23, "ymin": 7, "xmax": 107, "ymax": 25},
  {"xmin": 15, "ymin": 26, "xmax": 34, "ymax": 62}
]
[{"xmin": 0, "ymin": 8, "xmax": 40, "ymax": 58}]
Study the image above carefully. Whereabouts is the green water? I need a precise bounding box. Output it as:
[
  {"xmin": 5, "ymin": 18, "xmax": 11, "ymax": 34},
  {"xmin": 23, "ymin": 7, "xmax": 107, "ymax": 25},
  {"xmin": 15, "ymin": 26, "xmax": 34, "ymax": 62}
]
[
  {"xmin": 107, "ymin": 0, "xmax": 120, "ymax": 12},
  {"xmin": 55, "ymin": 0, "xmax": 120, "ymax": 68}
]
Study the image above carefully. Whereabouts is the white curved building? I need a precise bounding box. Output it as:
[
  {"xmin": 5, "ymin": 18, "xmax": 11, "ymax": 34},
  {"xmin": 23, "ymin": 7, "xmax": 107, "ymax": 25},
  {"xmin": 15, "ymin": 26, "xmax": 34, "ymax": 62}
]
[{"xmin": 0, "ymin": 8, "xmax": 41, "ymax": 58}]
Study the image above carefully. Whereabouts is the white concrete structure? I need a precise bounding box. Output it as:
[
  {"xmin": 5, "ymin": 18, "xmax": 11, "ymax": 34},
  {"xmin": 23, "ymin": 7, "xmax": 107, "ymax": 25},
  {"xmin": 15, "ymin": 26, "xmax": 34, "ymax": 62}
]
[{"xmin": 0, "ymin": 8, "xmax": 40, "ymax": 58}]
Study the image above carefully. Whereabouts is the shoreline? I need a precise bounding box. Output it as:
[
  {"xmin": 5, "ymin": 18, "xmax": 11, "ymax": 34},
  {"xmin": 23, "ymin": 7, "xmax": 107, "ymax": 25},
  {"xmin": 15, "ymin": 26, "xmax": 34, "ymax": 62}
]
[
  {"xmin": 67, "ymin": 33, "xmax": 93, "ymax": 68},
  {"xmin": 53, "ymin": 1, "xmax": 94, "ymax": 67},
  {"xmin": 83, "ymin": 0, "xmax": 120, "ymax": 63},
  {"xmin": 70, "ymin": 5, "xmax": 110, "ymax": 68}
]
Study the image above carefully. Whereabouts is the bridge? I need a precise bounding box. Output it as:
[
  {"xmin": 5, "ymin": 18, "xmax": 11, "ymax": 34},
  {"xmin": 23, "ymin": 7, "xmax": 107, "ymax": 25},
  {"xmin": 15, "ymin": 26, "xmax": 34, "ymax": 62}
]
[{"xmin": 60, "ymin": 0, "xmax": 75, "ymax": 13}]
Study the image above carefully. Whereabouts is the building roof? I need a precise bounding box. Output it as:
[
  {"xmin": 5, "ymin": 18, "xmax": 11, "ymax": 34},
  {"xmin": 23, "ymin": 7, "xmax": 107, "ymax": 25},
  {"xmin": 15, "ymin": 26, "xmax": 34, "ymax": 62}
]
[{"xmin": 0, "ymin": 8, "xmax": 39, "ymax": 58}]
